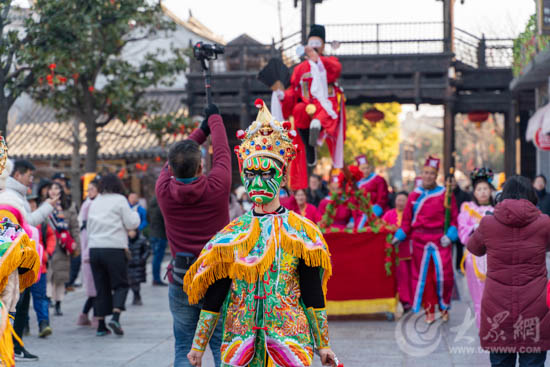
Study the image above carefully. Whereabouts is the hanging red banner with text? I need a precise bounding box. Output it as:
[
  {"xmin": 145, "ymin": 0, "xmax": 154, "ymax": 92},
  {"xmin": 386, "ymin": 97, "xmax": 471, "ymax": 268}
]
[{"xmin": 535, "ymin": 128, "xmax": 550, "ymax": 151}]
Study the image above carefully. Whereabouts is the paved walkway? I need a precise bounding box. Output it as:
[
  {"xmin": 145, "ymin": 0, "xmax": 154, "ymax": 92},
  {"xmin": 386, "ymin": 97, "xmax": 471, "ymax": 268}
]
[{"xmin": 22, "ymin": 266, "xmax": 549, "ymax": 367}]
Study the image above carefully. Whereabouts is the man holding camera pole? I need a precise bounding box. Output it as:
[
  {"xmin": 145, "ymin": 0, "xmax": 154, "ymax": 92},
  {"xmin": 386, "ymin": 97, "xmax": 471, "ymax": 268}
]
[
  {"xmin": 156, "ymin": 103, "xmax": 230, "ymax": 366},
  {"xmin": 156, "ymin": 42, "xmax": 230, "ymax": 367}
]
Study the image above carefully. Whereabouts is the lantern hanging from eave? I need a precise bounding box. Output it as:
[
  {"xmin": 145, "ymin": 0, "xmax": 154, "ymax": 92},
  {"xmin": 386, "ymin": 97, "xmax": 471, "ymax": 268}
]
[
  {"xmin": 363, "ymin": 108, "xmax": 384, "ymax": 125},
  {"xmin": 467, "ymin": 110, "xmax": 490, "ymax": 128}
]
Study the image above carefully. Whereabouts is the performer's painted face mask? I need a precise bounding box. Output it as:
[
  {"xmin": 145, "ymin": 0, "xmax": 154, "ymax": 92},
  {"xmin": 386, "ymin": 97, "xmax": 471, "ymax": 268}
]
[{"xmin": 241, "ymin": 156, "xmax": 284, "ymax": 205}]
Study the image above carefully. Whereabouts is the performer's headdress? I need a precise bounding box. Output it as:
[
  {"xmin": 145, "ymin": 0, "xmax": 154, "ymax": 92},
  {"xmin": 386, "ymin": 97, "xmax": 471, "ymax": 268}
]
[
  {"xmin": 308, "ymin": 24, "xmax": 326, "ymax": 43},
  {"xmin": 470, "ymin": 167, "xmax": 494, "ymax": 188},
  {"xmin": 424, "ymin": 155, "xmax": 440, "ymax": 171},
  {"xmin": 235, "ymin": 99, "xmax": 297, "ymax": 169},
  {"xmin": 355, "ymin": 155, "xmax": 368, "ymax": 166}
]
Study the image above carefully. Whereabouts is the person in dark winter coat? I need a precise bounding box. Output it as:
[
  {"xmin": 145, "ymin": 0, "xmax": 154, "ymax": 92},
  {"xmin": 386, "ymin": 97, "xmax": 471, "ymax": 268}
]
[
  {"xmin": 147, "ymin": 196, "xmax": 168, "ymax": 286},
  {"xmin": 533, "ymin": 174, "xmax": 550, "ymax": 216},
  {"xmin": 468, "ymin": 176, "xmax": 550, "ymax": 367},
  {"xmin": 127, "ymin": 230, "xmax": 151, "ymax": 306}
]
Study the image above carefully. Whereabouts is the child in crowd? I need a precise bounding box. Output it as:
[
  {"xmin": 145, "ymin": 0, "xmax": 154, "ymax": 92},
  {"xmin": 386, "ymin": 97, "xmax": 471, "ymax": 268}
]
[{"xmin": 127, "ymin": 230, "xmax": 150, "ymax": 306}]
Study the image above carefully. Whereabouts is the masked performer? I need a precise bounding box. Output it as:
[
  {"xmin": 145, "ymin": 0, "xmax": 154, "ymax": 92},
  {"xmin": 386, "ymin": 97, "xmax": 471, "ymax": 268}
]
[
  {"xmin": 393, "ymin": 156, "xmax": 458, "ymax": 323},
  {"xmin": 185, "ymin": 100, "xmax": 338, "ymax": 367},
  {"xmin": 458, "ymin": 168, "xmax": 494, "ymax": 329}
]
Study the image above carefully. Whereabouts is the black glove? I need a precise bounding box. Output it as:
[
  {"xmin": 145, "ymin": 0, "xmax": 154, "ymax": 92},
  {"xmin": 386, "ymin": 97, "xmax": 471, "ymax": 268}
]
[{"xmin": 200, "ymin": 104, "xmax": 220, "ymax": 136}]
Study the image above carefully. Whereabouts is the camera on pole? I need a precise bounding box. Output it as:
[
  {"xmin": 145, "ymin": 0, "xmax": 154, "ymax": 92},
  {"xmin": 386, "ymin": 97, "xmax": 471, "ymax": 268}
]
[{"xmin": 193, "ymin": 42, "xmax": 224, "ymax": 106}]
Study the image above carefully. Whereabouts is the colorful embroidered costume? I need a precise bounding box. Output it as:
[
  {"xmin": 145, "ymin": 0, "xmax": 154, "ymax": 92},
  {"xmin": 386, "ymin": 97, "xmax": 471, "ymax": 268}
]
[
  {"xmin": 394, "ymin": 157, "xmax": 458, "ymax": 314},
  {"xmin": 458, "ymin": 201, "xmax": 491, "ymax": 328},
  {"xmin": 184, "ymin": 100, "xmax": 333, "ymax": 367},
  {"xmin": 0, "ymin": 218, "xmax": 40, "ymax": 367},
  {"xmin": 0, "ymin": 138, "xmax": 40, "ymax": 366}
]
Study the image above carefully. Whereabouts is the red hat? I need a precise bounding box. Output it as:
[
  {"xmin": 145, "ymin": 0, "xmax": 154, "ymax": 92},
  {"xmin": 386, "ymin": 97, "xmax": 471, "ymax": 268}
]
[
  {"xmin": 355, "ymin": 155, "xmax": 368, "ymax": 166},
  {"xmin": 330, "ymin": 172, "xmax": 345, "ymax": 188},
  {"xmin": 424, "ymin": 156, "xmax": 440, "ymax": 171}
]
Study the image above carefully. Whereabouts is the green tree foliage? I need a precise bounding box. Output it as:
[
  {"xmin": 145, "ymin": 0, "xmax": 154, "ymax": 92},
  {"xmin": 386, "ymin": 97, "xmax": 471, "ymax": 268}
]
[
  {"xmin": 344, "ymin": 102, "xmax": 401, "ymax": 167},
  {"xmin": 513, "ymin": 14, "xmax": 550, "ymax": 76},
  {"xmin": 26, "ymin": 0, "xmax": 187, "ymax": 171},
  {"xmin": 0, "ymin": 1, "xmax": 35, "ymax": 136}
]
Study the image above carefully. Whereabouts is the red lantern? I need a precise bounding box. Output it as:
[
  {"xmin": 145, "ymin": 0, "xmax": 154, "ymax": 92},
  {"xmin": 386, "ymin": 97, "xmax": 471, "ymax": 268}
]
[
  {"xmin": 117, "ymin": 168, "xmax": 126, "ymax": 179},
  {"xmin": 467, "ymin": 111, "xmax": 489, "ymax": 124},
  {"xmin": 363, "ymin": 108, "xmax": 384, "ymax": 124}
]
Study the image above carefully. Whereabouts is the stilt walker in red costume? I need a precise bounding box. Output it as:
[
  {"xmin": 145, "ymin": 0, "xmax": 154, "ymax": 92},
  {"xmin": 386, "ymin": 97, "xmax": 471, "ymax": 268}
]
[
  {"xmin": 277, "ymin": 24, "xmax": 346, "ymax": 189},
  {"xmin": 392, "ymin": 157, "xmax": 458, "ymax": 323}
]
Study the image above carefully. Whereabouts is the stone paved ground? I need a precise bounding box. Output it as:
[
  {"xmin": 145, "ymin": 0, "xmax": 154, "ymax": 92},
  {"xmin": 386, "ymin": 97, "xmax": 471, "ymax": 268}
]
[{"xmin": 22, "ymin": 265, "xmax": 550, "ymax": 367}]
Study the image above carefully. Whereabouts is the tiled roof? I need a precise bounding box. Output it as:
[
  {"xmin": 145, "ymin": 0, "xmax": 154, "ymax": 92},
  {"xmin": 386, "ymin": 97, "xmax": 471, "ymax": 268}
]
[
  {"xmin": 8, "ymin": 91, "xmax": 189, "ymax": 161},
  {"xmin": 161, "ymin": 5, "xmax": 225, "ymax": 45}
]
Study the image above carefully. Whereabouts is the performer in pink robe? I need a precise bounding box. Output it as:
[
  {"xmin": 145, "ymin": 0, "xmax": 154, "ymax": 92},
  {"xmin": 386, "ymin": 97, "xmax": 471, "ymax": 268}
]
[
  {"xmin": 457, "ymin": 168, "xmax": 494, "ymax": 329},
  {"xmin": 383, "ymin": 191, "xmax": 413, "ymax": 309},
  {"xmin": 393, "ymin": 156, "xmax": 458, "ymax": 323},
  {"xmin": 317, "ymin": 173, "xmax": 353, "ymax": 229},
  {"xmin": 355, "ymin": 155, "xmax": 389, "ymax": 229}
]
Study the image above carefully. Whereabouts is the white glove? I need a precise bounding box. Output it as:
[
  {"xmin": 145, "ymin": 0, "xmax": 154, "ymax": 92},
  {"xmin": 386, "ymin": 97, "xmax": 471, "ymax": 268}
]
[
  {"xmin": 310, "ymin": 118, "xmax": 321, "ymax": 131},
  {"xmin": 440, "ymin": 235, "xmax": 452, "ymax": 248},
  {"xmin": 275, "ymin": 90, "xmax": 284, "ymax": 101},
  {"xmin": 473, "ymin": 223, "xmax": 479, "ymax": 231}
]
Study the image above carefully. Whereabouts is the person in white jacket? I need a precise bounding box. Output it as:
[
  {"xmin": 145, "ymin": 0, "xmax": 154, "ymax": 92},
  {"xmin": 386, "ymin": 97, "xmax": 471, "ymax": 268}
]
[
  {"xmin": 88, "ymin": 173, "xmax": 140, "ymax": 337},
  {"xmin": 0, "ymin": 160, "xmax": 58, "ymax": 227}
]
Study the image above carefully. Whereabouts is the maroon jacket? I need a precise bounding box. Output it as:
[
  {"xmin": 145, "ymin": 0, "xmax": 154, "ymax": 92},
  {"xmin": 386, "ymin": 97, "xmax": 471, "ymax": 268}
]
[
  {"xmin": 156, "ymin": 114, "xmax": 231, "ymax": 257},
  {"xmin": 468, "ymin": 199, "xmax": 550, "ymax": 352}
]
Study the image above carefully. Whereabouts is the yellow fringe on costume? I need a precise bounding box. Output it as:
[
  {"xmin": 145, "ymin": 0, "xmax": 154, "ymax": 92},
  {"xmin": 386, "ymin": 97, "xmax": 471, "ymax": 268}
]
[
  {"xmin": 184, "ymin": 213, "xmax": 332, "ymax": 304},
  {"xmin": 207, "ymin": 218, "xmax": 261, "ymax": 264},
  {"xmin": 0, "ymin": 307, "xmax": 23, "ymax": 367},
  {"xmin": 0, "ymin": 234, "xmax": 40, "ymax": 294}
]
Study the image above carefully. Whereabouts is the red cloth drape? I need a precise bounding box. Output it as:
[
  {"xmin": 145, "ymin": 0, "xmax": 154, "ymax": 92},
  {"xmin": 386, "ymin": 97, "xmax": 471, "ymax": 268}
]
[{"xmin": 325, "ymin": 231, "xmax": 397, "ymax": 301}]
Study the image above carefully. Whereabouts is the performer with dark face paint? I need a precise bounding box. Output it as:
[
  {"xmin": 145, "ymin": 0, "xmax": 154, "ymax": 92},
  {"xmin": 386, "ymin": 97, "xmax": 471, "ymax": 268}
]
[{"xmin": 185, "ymin": 100, "xmax": 339, "ymax": 367}]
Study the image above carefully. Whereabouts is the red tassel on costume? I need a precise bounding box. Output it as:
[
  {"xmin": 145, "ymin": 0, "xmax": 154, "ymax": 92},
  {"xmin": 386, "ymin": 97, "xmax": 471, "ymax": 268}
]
[
  {"xmin": 236, "ymin": 130, "xmax": 246, "ymax": 139},
  {"xmin": 282, "ymin": 121, "xmax": 291, "ymax": 130},
  {"xmin": 288, "ymin": 130, "xmax": 297, "ymax": 138},
  {"xmin": 254, "ymin": 98, "xmax": 264, "ymax": 108}
]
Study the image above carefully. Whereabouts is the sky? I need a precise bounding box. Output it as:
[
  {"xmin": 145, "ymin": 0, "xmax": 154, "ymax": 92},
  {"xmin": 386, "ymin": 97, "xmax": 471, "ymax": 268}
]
[{"xmin": 163, "ymin": 0, "xmax": 535, "ymax": 44}]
